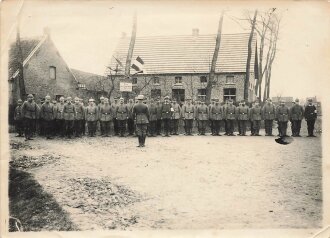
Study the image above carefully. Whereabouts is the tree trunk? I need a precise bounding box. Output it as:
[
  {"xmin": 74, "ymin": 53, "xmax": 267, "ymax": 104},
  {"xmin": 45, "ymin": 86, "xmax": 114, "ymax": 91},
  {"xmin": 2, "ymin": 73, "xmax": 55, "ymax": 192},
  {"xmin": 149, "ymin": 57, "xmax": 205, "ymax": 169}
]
[
  {"xmin": 16, "ymin": 25, "xmax": 26, "ymax": 99},
  {"xmin": 207, "ymin": 12, "xmax": 224, "ymax": 104},
  {"xmin": 124, "ymin": 13, "xmax": 137, "ymax": 77},
  {"xmin": 245, "ymin": 10, "xmax": 257, "ymax": 101}
]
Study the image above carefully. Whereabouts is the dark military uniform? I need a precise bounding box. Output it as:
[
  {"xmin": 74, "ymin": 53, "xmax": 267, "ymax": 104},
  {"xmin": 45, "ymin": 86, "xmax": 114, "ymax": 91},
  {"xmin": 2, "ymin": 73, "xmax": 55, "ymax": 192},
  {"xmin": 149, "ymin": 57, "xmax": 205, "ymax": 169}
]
[
  {"xmin": 14, "ymin": 104, "xmax": 24, "ymax": 136},
  {"xmin": 133, "ymin": 100, "xmax": 149, "ymax": 147},
  {"xmin": 209, "ymin": 103, "xmax": 224, "ymax": 136},
  {"xmin": 249, "ymin": 105, "xmax": 262, "ymax": 136},
  {"xmin": 148, "ymin": 103, "xmax": 158, "ymax": 136},
  {"xmin": 99, "ymin": 103, "xmax": 113, "ymax": 137},
  {"xmin": 304, "ymin": 103, "xmax": 317, "ymax": 137},
  {"xmin": 74, "ymin": 103, "xmax": 85, "ymax": 137},
  {"xmin": 116, "ymin": 103, "xmax": 129, "ymax": 137},
  {"xmin": 236, "ymin": 104, "xmax": 249, "ymax": 136},
  {"xmin": 161, "ymin": 102, "xmax": 172, "ymax": 136},
  {"xmin": 181, "ymin": 102, "xmax": 195, "ymax": 135},
  {"xmin": 85, "ymin": 105, "xmax": 98, "ymax": 137},
  {"xmin": 127, "ymin": 101, "xmax": 135, "ymax": 135},
  {"xmin": 111, "ymin": 101, "xmax": 119, "ymax": 135},
  {"xmin": 262, "ymin": 103, "xmax": 276, "ymax": 136},
  {"xmin": 156, "ymin": 101, "xmax": 162, "ymax": 135},
  {"xmin": 196, "ymin": 103, "xmax": 209, "ymax": 135},
  {"xmin": 55, "ymin": 103, "xmax": 65, "ymax": 137},
  {"xmin": 208, "ymin": 102, "xmax": 215, "ymax": 135},
  {"xmin": 224, "ymin": 104, "xmax": 236, "ymax": 136},
  {"xmin": 276, "ymin": 105, "xmax": 290, "ymax": 137},
  {"xmin": 98, "ymin": 102, "xmax": 105, "ymax": 135},
  {"xmin": 21, "ymin": 100, "xmax": 39, "ymax": 140},
  {"xmin": 171, "ymin": 103, "xmax": 181, "ymax": 135},
  {"xmin": 40, "ymin": 102, "xmax": 55, "ymax": 138},
  {"xmin": 290, "ymin": 103, "xmax": 304, "ymax": 136},
  {"xmin": 63, "ymin": 102, "xmax": 75, "ymax": 138}
]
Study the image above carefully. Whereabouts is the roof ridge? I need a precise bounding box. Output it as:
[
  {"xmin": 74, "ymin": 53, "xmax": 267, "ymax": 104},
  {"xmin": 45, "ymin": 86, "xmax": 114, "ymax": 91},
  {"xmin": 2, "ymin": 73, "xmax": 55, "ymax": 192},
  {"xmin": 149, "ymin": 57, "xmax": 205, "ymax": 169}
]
[{"xmin": 121, "ymin": 32, "xmax": 252, "ymax": 39}]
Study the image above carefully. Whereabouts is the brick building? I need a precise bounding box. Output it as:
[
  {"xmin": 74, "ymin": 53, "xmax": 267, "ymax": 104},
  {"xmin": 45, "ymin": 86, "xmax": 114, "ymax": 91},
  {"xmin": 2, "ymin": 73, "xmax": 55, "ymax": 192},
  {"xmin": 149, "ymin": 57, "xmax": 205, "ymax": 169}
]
[
  {"xmin": 8, "ymin": 29, "xmax": 105, "ymax": 105},
  {"xmin": 110, "ymin": 30, "xmax": 259, "ymax": 103}
]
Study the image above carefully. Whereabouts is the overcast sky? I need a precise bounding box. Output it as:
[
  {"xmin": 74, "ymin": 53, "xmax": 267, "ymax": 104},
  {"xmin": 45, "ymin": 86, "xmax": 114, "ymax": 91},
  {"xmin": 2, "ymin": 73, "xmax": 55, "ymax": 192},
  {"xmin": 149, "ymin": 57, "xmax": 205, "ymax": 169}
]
[{"xmin": 2, "ymin": 0, "xmax": 330, "ymax": 100}]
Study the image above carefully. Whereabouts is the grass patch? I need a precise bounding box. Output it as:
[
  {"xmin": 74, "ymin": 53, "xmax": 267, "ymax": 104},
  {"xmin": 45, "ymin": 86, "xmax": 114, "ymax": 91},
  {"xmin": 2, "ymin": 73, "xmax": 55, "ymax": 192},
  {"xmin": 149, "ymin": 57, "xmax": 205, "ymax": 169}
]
[{"xmin": 9, "ymin": 167, "xmax": 77, "ymax": 231}]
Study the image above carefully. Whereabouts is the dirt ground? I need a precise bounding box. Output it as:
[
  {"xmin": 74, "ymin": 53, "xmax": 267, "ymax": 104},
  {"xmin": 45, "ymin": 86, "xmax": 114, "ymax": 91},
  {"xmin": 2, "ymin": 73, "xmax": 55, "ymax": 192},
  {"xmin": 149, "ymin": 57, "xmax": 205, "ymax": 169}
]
[{"xmin": 9, "ymin": 128, "xmax": 322, "ymax": 230}]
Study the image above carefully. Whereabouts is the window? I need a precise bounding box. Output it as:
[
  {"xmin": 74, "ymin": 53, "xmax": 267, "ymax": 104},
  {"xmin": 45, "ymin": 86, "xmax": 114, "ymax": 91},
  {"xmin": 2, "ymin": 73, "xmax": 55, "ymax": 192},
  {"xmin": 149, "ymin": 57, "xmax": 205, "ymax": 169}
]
[
  {"xmin": 132, "ymin": 77, "xmax": 138, "ymax": 84},
  {"xmin": 49, "ymin": 66, "xmax": 56, "ymax": 79},
  {"xmin": 200, "ymin": 76, "xmax": 207, "ymax": 83},
  {"xmin": 151, "ymin": 89, "xmax": 161, "ymax": 99},
  {"xmin": 223, "ymin": 88, "xmax": 236, "ymax": 102},
  {"xmin": 175, "ymin": 76, "xmax": 182, "ymax": 84},
  {"xmin": 172, "ymin": 89, "xmax": 185, "ymax": 103},
  {"xmin": 78, "ymin": 83, "xmax": 86, "ymax": 89},
  {"xmin": 197, "ymin": 89, "xmax": 207, "ymax": 100},
  {"xmin": 153, "ymin": 77, "xmax": 160, "ymax": 84},
  {"xmin": 226, "ymin": 75, "xmax": 234, "ymax": 84}
]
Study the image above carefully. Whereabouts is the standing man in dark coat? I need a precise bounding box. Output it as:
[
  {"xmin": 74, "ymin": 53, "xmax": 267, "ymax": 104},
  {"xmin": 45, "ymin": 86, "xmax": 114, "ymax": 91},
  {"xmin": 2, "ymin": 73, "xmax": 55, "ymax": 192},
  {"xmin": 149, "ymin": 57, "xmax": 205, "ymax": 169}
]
[
  {"xmin": 249, "ymin": 100, "xmax": 262, "ymax": 136},
  {"xmin": 112, "ymin": 98, "xmax": 119, "ymax": 136},
  {"xmin": 14, "ymin": 99, "xmax": 24, "ymax": 137},
  {"xmin": 99, "ymin": 98, "xmax": 113, "ymax": 137},
  {"xmin": 224, "ymin": 99, "xmax": 236, "ymax": 136},
  {"xmin": 62, "ymin": 97, "xmax": 76, "ymax": 139},
  {"xmin": 85, "ymin": 98, "xmax": 98, "ymax": 137},
  {"xmin": 40, "ymin": 95, "xmax": 55, "ymax": 139},
  {"xmin": 160, "ymin": 96, "xmax": 173, "ymax": 137},
  {"xmin": 156, "ymin": 99, "xmax": 162, "ymax": 135},
  {"xmin": 276, "ymin": 100, "xmax": 290, "ymax": 137},
  {"xmin": 304, "ymin": 98, "xmax": 318, "ymax": 137},
  {"xmin": 236, "ymin": 100, "xmax": 249, "ymax": 136},
  {"xmin": 133, "ymin": 95, "xmax": 149, "ymax": 147},
  {"xmin": 262, "ymin": 98, "xmax": 276, "ymax": 136},
  {"xmin": 181, "ymin": 98, "xmax": 195, "ymax": 135},
  {"xmin": 171, "ymin": 99, "xmax": 181, "ymax": 135},
  {"xmin": 290, "ymin": 98, "xmax": 304, "ymax": 137},
  {"xmin": 21, "ymin": 94, "xmax": 39, "ymax": 140},
  {"xmin": 209, "ymin": 99, "xmax": 224, "ymax": 136},
  {"xmin": 196, "ymin": 100, "xmax": 209, "ymax": 135}
]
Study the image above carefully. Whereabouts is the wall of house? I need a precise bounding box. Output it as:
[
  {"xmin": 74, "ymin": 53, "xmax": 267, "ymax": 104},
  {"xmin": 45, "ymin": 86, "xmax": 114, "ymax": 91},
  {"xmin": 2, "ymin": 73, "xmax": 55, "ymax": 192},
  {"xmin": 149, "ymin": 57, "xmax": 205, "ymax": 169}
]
[
  {"xmin": 113, "ymin": 72, "xmax": 256, "ymax": 103},
  {"xmin": 20, "ymin": 36, "xmax": 81, "ymax": 102}
]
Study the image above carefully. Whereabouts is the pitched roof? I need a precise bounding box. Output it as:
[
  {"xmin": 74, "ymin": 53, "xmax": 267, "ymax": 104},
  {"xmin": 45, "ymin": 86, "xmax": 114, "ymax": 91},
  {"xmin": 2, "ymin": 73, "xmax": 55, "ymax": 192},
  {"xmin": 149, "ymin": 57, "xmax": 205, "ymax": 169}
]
[
  {"xmin": 71, "ymin": 68, "xmax": 108, "ymax": 91},
  {"xmin": 8, "ymin": 36, "xmax": 44, "ymax": 78},
  {"xmin": 111, "ymin": 33, "xmax": 257, "ymax": 75}
]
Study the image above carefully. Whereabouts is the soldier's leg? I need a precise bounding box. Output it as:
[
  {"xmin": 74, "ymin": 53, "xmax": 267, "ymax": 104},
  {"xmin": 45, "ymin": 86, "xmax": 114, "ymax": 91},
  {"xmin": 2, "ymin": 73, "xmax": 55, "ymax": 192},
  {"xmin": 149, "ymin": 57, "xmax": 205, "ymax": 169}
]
[
  {"xmin": 269, "ymin": 120, "xmax": 273, "ymax": 135},
  {"xmin": 256, "ymin": 121, "xmax": 261, "ymax": 135},
  {"xmin": 297, "ymin": 120, "xmax": 302, "ymax": 136},
  {"xmin": 283, "ymin": 121, "xmax": 288, "ymax": 136}
]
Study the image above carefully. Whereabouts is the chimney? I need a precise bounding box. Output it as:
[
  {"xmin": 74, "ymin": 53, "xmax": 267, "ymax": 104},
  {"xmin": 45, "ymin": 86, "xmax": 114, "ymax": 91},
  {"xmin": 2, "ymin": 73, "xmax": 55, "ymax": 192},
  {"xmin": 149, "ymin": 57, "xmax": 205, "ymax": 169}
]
[
  {"xmin": 43, "ymin": 27, "xmax": 51, "ymax": 37},
  {"xmin": 192, "ymin": 28, "xmax": 199, "ymax": 37},
  {"xmin": 121, "ymin": 32, "xmax": 127, "ymax": 38}
]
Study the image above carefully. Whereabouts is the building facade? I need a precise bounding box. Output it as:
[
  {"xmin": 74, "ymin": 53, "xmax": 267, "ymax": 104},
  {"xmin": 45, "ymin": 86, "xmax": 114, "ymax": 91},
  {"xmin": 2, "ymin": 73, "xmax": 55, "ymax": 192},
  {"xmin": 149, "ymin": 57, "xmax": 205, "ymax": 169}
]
[{"xmin": 110, "ymin": 30, "xmax": 259, "ymax": 103}]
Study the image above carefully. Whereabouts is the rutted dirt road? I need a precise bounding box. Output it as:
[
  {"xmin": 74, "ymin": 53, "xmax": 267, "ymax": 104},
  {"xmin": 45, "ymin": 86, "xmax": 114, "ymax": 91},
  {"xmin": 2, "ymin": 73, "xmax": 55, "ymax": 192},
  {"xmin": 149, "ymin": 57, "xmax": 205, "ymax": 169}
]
[{"xmin": 10, "ymin": 131, "xmax": 322, "ymax": 230}]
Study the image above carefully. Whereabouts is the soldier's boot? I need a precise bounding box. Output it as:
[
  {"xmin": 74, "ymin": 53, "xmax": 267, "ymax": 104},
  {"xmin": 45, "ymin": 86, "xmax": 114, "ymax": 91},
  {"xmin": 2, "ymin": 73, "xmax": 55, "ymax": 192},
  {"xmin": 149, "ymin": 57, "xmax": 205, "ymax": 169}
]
[{"xmin": 142, "ymin": 135, "xmax": 146, "ymax": 147}]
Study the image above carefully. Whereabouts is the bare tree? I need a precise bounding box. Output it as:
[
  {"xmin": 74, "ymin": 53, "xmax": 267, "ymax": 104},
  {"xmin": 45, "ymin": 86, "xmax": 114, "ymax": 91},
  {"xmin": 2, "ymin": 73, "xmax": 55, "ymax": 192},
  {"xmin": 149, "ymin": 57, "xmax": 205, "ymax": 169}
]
[
  {"xmin": 15, "ymin": 24, "xmax": 26, "ymax": 99},
  {"xmin": 207, "ymin": 12, "xmax": 224, "ymax": 104}
]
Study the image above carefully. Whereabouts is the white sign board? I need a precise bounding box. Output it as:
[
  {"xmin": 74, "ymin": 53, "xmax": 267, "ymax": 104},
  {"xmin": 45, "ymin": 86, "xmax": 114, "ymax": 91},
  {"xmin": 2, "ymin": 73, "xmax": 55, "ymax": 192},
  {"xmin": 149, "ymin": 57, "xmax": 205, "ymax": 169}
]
[{"xmin": 120, "ymin": 82, "xmax": 132, "ymax": 92}]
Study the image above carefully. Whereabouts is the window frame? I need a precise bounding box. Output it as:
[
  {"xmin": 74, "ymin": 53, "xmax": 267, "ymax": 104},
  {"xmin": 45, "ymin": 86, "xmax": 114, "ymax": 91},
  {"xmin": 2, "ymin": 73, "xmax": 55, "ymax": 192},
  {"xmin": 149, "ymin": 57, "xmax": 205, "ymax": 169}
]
[
  {"xmin": 49, "ymin": 66, "xmax": 56, "ymax": 80},
  {"xmin": 225, "ymin": 75, "xmax": 235, "ymax": 84},
  {"xmin": 132, "ymin": 77, "xmax": 138, "ymax": 85},
  {"xmin": 200, "ymin": 75, "xmax": 207, "ymax": 83},
  {"xmin": 153, "ymin": 77, "xmax": 160, "ymax": 85},
  {"xmin": 174, "ymin": 76, "xmax": 183, "ymax": 84},
  {"xmin": 223, "ymin": 88, "xmax": 236, "ymax": 101}
]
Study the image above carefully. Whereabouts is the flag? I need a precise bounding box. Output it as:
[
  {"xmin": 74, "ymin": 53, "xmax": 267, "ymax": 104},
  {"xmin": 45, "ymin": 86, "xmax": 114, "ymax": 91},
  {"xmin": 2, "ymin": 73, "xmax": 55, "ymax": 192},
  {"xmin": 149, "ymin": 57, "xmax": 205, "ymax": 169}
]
[{"xmin": 131, "ymin": 56, "xmax": 145, "ymax": 73}]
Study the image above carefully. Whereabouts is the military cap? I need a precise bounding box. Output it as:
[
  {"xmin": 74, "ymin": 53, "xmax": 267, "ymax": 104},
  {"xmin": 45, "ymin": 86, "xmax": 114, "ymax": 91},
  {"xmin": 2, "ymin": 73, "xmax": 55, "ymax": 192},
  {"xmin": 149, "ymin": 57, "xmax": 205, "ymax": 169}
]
[
  {"xmin": 164, "ymin": 96, "xmax": 169, "ymax": 100},
  {"xmin": 119, "ymin": 97, "xmax": 124, "ymax": 100},
  {"xmin": 17, "ymin": 99, "xmax": 23, "ymax": 103},
  {"xmin": 27, "ymin": 94, "xmax": 34, "ymax": 98},
  {"xmin": 137, "ymin": 95, "xmax": 144, "ymax": 100},
  {"xmin": 104, "ymin": 98, "xmax": 109, "ymax": 102},
  {"xmin": 89, "ymin": 98, "xmax": 95, "ymax": 102},
  {"xmin": 45, "ymin": 95, "xmax": 51, "ymax": 100},
  {"xmin": 308, "ymin": 98, "xmax": 313, "ymax": 102},
  {"xmin": 67, "ymin": 96, "xmax": 72, "ymax": 100},
  {"xmin": 280, "ymin": 99, "xmax": 285, "ymax": 103},
  {"xmin": 295, "ymin": 98, "xmax": 299, "ymax": 102},
  {"xmin": 74, "ymin": 97, "xmax": 79, "ymax": 101},
  {"xmin": 100, "ymin": 96, "xmax": 105, "ymax": 100}
]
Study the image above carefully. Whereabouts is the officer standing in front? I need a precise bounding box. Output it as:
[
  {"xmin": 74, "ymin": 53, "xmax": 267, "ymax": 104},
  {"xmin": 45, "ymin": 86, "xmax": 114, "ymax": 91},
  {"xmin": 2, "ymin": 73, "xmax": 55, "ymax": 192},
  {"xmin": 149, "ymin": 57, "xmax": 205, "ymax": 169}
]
[
  {"xmin": 304, "ymin": 98, "xmax": 317, "ymax": 137},
  {"xmin": 133, "ymin": 95, "xmax": 149, "ymax": 147},
  {"xmin": 21, "ymin": 94, "xmax": 39, "ymax": 141}
]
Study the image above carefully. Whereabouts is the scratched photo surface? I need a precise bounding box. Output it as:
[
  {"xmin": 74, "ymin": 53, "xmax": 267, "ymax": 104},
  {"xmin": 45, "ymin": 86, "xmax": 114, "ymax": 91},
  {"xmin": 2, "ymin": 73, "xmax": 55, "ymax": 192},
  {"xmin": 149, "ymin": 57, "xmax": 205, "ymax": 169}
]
[{"xmin": 1, "ymin": 0, "xmax": 328, "ymax": 236}]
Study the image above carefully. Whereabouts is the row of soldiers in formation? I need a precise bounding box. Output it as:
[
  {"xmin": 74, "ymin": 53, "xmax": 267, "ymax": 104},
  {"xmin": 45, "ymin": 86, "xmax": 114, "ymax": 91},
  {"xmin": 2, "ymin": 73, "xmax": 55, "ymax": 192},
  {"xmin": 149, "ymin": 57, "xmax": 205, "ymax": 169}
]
[{"xmin": 14, "ymin": 94, "xmax": 318, "ymax": 141}]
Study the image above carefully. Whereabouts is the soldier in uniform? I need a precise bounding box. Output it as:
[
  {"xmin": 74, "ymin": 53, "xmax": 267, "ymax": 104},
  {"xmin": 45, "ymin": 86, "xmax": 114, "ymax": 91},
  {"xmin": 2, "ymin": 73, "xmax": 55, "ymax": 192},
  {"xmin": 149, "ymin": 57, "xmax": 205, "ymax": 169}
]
[
  {"xmin": 133, "ymin": 95, "xmax": 149, "ymax": 147},
  {"xmin": 74, "ymin": 97, "xmax": 85, "ymax": 137},
  {"xmin": 208, "ymin": 99, "xmax": 216, "ymax": 135},
  {"xmin": 112, "ymin": 98, "xmax": 119, "ymax": 135},
  {"xmin": 195, "ymin": 100, "xmax": 201, "ymax": 134},
  {"xmin": 98, "ymin": 96, "xmax": 105, "ymax": 136},
  {"xmin": 224, "ymin": 99, "xmax": 236, "ymax": 136},
  {"xmin": 236, "ymin": 100, "xmax": 249, "ymax": 136},
  {"xmin": 85, "ymin": 98, "xmax": 98, "ymax": 137},
  {"xmin": 148, "ymin": 99, "xmax": 158, "ymax": 137},
  {"xmin": 116, "ymin": 97, "xmax": 129, "ymax": 137},
  {"xmin": 21, "ymin": 94, "xmax": 39, "ymax": 140},
  {"xmin": 14, "ymin": 99, "xmax": 24, "ymax": 137},
  {"xmin": 40, "ymin": 95, "xmax": 56, "ymax": 139},
  {"xmin": 156, "ymin": 99, "xmax": 162, "ymax": 135},
  {"xmin": 304, "ymin": 98, "xmax": 317, "ymax": 137},
  {"xmin": 209, "ymin": 99, "xmax": 223, "ymax": 136},
  {"xmin": 55, "ymin": 97, "xmax": 65, "ymax": 137},
  {"xmin": 99, "ymin": 98, "xmax": 113, "ymax": 137},
  {"xmin": 181, "ymin": 98, "xmax": 195, "ymax": 135},
  {"xmin": 171, "ymin": 99, "xmax": 181, "ymax": 135},
  {"xmin": 262, "ymin": 98, "xmax": 276, "ymax": 136},
  {"xmin": 127, "ymin": 98, "xmax": 135, "ymax": 135},
  {"xmin": 276, "ymin": 100, "xmax": 290, "ymax": 137},
  {"xmin": 63, "ymin": 97, "xmax": 75, "ymax": 139},
  {"xmin": 223, "ymin": 99, "xmax": 229, "ymax": 135},
  {"xmin": 290, "ymin": 98, "xmax": 304, "ymax": 137},
  {"xmin": 160, "ymin": 96, "xmax": 173, "ymax": 137},
  {"xmin": 249, "ymin": 100, "xmax": 262, "ymax": 136},
  {"xmin": 196, "ymin": 100, "xmax": 208, "ymax": 135},
  {"xmin": 38, "ymin": 98, "xmax": 45, "ymax": 136},
  {"xmin": 79, "ymin": 98, "xmax": 86, "ymax": 135}
]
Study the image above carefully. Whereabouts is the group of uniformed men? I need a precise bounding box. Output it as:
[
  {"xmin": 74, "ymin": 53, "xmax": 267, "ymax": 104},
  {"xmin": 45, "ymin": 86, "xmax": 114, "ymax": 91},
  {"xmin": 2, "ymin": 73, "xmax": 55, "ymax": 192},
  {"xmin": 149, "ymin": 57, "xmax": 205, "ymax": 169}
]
[{"xmin": 14, "ymin": 93, "xmax": 318, "ymax": 145}]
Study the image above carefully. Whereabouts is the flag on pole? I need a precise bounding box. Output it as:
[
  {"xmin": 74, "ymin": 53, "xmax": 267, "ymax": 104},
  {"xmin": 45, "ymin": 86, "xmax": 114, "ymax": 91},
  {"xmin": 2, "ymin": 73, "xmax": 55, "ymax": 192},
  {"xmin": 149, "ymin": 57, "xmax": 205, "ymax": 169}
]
[{"xmin": 131, "ymin": 56, "xmax": 145, "ymax": 73}]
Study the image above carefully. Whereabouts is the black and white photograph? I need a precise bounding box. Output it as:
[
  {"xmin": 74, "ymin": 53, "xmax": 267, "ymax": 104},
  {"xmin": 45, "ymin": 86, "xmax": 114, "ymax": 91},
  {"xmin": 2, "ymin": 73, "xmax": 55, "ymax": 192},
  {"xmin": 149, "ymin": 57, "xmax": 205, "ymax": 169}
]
[{"xmin": 1, "ymin": 0, "xmax": 329, "ymax": 237}]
